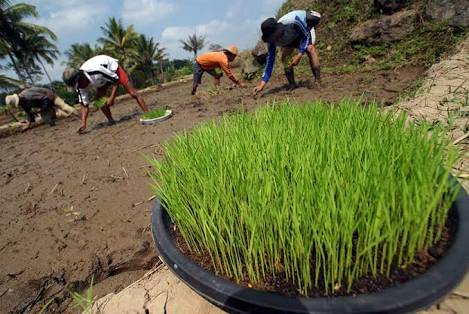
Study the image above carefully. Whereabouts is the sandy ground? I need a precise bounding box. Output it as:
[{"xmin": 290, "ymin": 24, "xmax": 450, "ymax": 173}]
[{"xmin": 0, "ymin": 67, "xmax": 423, "ymax": 313}]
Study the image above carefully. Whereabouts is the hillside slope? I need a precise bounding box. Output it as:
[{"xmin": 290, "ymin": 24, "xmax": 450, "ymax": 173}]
[{"xmin": 276, "ymin": 0, "xmax": 467, "ymax": 73}]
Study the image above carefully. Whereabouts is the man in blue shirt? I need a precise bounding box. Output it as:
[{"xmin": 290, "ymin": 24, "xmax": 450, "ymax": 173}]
[{"xmin": 253, "ymin": 10, "xmax": 321, "ymax": 95}]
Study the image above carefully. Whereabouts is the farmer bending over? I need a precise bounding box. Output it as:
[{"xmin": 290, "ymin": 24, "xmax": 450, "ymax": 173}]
[
  {"xmin": 253, "ymin": 10, "xmax": 321, "ymax": 95},
  {"xmin": 192, "ymin": 45, "xmax": 246, "ymax": 95},
  {"xmin": 63, "ymin": 55, "xmax": 149, "ymax": 134},
  {"xmin": 5, "ymin": 87, "xmax": 77, "ymax": 132}
]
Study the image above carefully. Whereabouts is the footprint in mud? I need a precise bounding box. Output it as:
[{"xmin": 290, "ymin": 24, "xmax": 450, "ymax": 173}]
[{"xmin": 190, "ymin": 99, "xmax": 204, "ymax": 108}]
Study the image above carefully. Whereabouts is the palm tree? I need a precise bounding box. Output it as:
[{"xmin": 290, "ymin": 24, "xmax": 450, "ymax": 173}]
[
  {"xmin": 155, "ymin": 46, "xmax": 168, "ymax": 83},
  {"xmin": 98, "ymin": 17, "xmax": 138, "ymax": 70},
  {"xmin": 22, "ymin": 32, "xmax": 59, "ymax": 84},
  {"xmin": 179, "ymin": 33, "xmax": 206, "ymax": 57},
  {"xmin": 133, "ymin": 35, "xmax": 168, "ymax": 85},
  {"xmin": 64, "ymin": 43, "xmax": 99, "ymax": 69},
  {"xmin": 0, "ymin": 0, "xmax": 57, "ymax": 83},
  {"xmin": 0, "ymin": 73, "xmax": 23, "ymax": 90}
]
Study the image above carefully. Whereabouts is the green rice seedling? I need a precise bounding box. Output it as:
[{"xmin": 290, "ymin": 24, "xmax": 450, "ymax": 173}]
[
  {"xmin": 93, "ymin": 97, "xmax": 108, "ymax": 109},
  {"xmin": 69, "ymin": 276, "xmax": 96, "ymax": 312},
  {"xmin": 141, "ymin": 108, "xmax": 167, "ymax": 120},
  {"xmin": 39, "ymin": 298, "xmax": 54, "ymax": 314},
  {"xmin": 149, "ymin": 100, "xmax": 460, "ymax": 295}
]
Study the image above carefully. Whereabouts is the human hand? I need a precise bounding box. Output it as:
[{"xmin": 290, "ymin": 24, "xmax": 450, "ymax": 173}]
[
  {"xmin": 20, "ymin": 121, "xmax": 31, "ymax": 132},
  {"xmin": 238, "ymin": 81, "xmax": 247, "ymax": 88},
  {"xmin": 290, "ymin": 53, "xmax": 303, "ymax": 67},
  {"xmin": 252, "ymin": 81, "xmax": 266, "ymax": 96}
]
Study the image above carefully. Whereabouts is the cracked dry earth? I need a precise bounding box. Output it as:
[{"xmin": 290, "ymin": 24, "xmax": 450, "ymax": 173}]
[
  {"xmin": 90, "ymin": 270, "xmax": 469, "ymax": 314},
  {"xmin": 0, "ymin": 64, "xmax": 454, "ymax": 314}
]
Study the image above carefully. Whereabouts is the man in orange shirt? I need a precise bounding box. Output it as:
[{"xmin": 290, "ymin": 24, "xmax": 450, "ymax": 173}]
[{"xmin": 192, "ymin": 45, "xmax": 246, "ymax": 95}]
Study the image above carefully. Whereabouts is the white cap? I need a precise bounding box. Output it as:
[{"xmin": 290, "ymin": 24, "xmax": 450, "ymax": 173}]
[{"xmin": 5, "ymin": 94, "xmax": 19, "ymax": 107}]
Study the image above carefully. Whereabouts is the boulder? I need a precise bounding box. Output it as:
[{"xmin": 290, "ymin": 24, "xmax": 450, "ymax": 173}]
[
  {"xmin": 374, "ymin": 0, "xmax": 409, "ymax": 14},
  {"xmin": 350, "ymin": 9, "xmax": 418, "ymax": 44},
  {"xmin": 426, "ymin": 0, "xmax": 469, "ymax": 28}
]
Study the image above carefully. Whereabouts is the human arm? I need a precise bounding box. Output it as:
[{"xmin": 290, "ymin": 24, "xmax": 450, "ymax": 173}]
[
  {"xmin": 219, "ymin": 63, "xmax": 245, "ymax": 87},
  {"xmin": 289, "ymin": 53, "xmax": 303, "ymax": 68},
  {"xmin": 253, "ymin": 44, "xmax": 276, "ymax": 95},
  {"xmin": 24, "ymin": 108, "xmax": 36, "ymax": 124},
  {"xmin": 78, "ymin": 106, "xmax": 89, "ymax": 134},
  {"xmin": 18, "ymin": 103, "xmax": 35, "ymax": 131},
  {"xmin": 107, "ymin": 84, "xmax": 119, "ymax": 107},
  {"xmin": 77, "ymin": 89, "xmax": 90, "ymax": 134}
]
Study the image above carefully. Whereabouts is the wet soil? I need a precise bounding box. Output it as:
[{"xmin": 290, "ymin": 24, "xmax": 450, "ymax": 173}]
[
  {"xmin": 172, "ymin": 208, "xmax": 455, "ymax": 297},
  {"xmin": 0, "ymin": 67, "xmax": 423, "ymax": 313}
]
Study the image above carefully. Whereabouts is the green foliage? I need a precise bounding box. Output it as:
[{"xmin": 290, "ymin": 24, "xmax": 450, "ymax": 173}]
[
  {"xmin": 49, "ymin": 80, "xmax": 77, "ymax": 105},
  {"xmin": 132, "ymin": 34, "xmax": 167, "ymax": 87},
  {"xmin": 0, "ymin": 103, "xmax": 13, "ymax": 115},
  {"xmin": 93, "ymin": 97, "xmax": 108, "ymax": 109},
  {"xmin": 0, "ymin": 74, "xmax": 23, "ymax": 91},
  {"xmin": 173, "ymin": 64, "xmax": 193, "ymax": 79},
  {"xmin": 350, "ymin": 21, "xmax": 467, "ymax": 71},
  {"xmin": 150, "ymin": 100, "xmax": 459, "ymax": 295},
  {"xmin": 64, "ymin": 19, "xmax": 169, "ymax": 89},
  {"xmin": 277, "ymin": 0, "xmax": 372, "ymax": 22},
  {"xmin": 39, "ymin": 298, "xmax": 54, "ymax": 314},
  {"xmin": 179, "ymin": 33, "xmax": 206, "ymax": 57},
  {"xmin": 398, "ymin": 78, "xmax": 425, "ymax": 102},
  {"xmin": 164, "ymin": 59, "xmax": 193, "ymax": 81},
  {"xmin": 0, "ymin": 1, "xmax": 58, "ymax": 84},
  {"xmin": 64, "ymin": 43, "xmax": 100, "ymax": 69},
  {"xmin": 277, "ymin": 0, "xmax": 467, "ymax": 76},
  {"xmin": 98, "ymin": 17, "xmax": 139, "ymax": 70},
  {"xmin": 141, "ymin": 108, "xmax": 167, "ymax": 120},
  {"xmin": 69, "ymin": 277, "xmax": 95, "ymax": 312}
]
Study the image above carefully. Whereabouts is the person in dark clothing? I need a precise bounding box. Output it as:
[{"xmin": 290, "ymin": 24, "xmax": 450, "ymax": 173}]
[
  {"xmin": 253, "ymin": 10, "xmax": 322, "ymax": 95},
  {"xmin": 5, "ymin": 87, "xmax": 58, "ymax": 131}
]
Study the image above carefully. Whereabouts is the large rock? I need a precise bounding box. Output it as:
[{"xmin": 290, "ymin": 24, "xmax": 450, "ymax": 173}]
[
  {"xmin": 350, "ymin": 9, "xmax": 418, "ymax": 44},
  {"xmin": 374, "ymin": 0, "xmax": 409, "ymax": 14},
  {"xmin": 426, "ymin": 0, "xmax": 469, "ymax": 28}
]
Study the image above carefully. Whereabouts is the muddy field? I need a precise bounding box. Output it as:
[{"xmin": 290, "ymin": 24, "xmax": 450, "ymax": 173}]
[{"xmin": 0, "ymin": 67, "xmax": 423, "ymax": 313}]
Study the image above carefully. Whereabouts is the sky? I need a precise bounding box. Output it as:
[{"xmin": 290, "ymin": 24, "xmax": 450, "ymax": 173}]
[{"xmin": 9, "ymin": 0, "xmax": 285, "ymax": 83}]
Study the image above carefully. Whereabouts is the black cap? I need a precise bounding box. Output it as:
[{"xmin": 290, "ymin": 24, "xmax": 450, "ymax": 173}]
[{"xmin": 261, "ymin": 17, "xmax": 278, "ymax": 43}]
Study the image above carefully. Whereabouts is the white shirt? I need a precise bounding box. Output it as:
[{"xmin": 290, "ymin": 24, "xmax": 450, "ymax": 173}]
[{"xmin": 78, "ymin": 55, "xmax": 120, "ymax": 105}]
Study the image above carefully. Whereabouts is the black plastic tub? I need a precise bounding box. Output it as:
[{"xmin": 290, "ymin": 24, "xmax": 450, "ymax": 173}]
[{"xmin": 151, "ymin": 189, "xmax": 469, "ymax": 314}]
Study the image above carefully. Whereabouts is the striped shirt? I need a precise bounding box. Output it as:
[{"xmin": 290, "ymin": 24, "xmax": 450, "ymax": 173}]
[{"xmin": 278, "ymin": 10, "xmax": 311, "ymax": 54}]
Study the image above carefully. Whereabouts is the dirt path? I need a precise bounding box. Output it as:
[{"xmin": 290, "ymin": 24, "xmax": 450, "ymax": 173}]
[{"xmin": 0, "ymin": 67, "xmax": 423, "ymax": 313}]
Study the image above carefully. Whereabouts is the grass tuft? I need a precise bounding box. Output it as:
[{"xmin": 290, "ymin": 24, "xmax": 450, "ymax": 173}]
[
  {"xmin": 149, "ymin": 100, "xmax": 459, "ymax": 295},
  {"xmin": 69, "ymin": 277, "xmax": 96, "ymax": 312}
]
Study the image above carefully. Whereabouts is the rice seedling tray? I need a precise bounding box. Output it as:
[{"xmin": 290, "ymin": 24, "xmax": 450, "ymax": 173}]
[
  {"xmin": 140, "ymin": 109, "xmax": 172, "ymax": 125},
  {"xmin": 152, "ymin": 190, "xmax": 469, "ymax": 314},
  {"xmin": 149, "ymin": 102, "xmax": 469, "ymax": 313}
]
